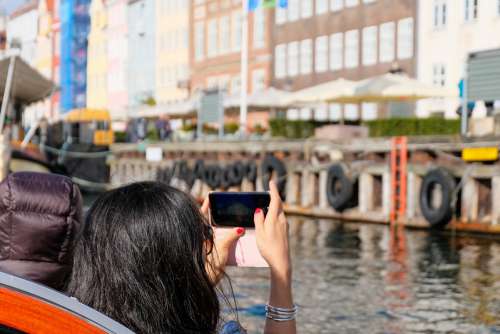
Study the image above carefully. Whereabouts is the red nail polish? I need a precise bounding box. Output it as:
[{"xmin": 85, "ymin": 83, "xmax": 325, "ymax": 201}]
[
  {"xmin": 236, "ymin": 228, "xmax": 245, "ymax": 235},
  {"xmin": 255, "ymin": 208, "xmax": 262, "ymax": 214}
]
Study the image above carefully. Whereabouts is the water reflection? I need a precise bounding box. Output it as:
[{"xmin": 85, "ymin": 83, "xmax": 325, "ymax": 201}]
[{"xmin": 227, "ymin": 218, "xmax": 500, "ymax": 334}]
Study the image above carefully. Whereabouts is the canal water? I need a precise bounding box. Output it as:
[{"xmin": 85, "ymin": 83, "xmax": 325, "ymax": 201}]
[
  {"xmin": 84, "ymin": 196, "xmax": 500, "ymax": 333},
  {"xmin": 226, "ymin": 218, "xmax": 500, "ymax": 334}
]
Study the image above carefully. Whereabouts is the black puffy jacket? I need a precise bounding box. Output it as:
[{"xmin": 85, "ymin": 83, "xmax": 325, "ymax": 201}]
[{"xmin": 0, "ymin": 172, "xmax": 83, "ymax": 290}]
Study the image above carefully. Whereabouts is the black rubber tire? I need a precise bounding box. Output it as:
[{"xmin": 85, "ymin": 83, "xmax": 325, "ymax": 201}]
[
  {"xmin": 261, "ymin": 155, "xmax": 287, "ymax": 199},
  {"xmin": 205, "ymin": 165, "xmax": 222, "ymax": 189},
  {"xmin": 220, "ymin": 166, "xmax": 232, "ymax": 190},
  {"xmin": 420, "ymin": 168, "xmax": 456, "ymax": 227},
  {"xmin": 193, "ymin": 159, "xmax": 205, "ymax": 180},
  {"xmin": 228, "ymin": 162, "xmax": 246, "ymax": 186},
  {"xmin": 158, "ymin": 167, "xmax": 173, "ymax": 184},
  {"xmin": 178, "ymin": 160, "xmax": 195, "ymax": 188},
  {"xmin": 326, "ymin": 164, "xmax": 355, "ymax": 212},
  {"xmin": 246, "ymin": 161, "xmax": 258, "ymax": 183}
]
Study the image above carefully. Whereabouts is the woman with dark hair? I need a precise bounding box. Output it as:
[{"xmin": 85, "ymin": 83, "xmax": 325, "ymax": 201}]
[{"xmin": 67, "ymin": 181, "xmax": 295, "ymax": 334}]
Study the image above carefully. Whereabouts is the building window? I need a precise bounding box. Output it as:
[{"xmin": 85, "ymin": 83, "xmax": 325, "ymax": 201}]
[
  {"xmin": 288, "ymin": 0, "xmax": 299, "ymax": 21},
  {"xmin": 433, "ymin": 64, "xmax": 446, "ymax": 86},
  {"xmin": 397, "ymin": 18, "xmax": 413, "ymax": 59},
  {"xmin": 231, "ymin": 75, "xmax": 241, "ymax": 94},
  {"xmin": 207, "ymin": 19, "xmax": 218, "ymax": 57},
  {"xmin": 433, "ymin": 0, "xmax": 447, "ymax": 28},
  {"xmin": 345, "ymin": 0, "xmax": 359, "ymax": 7},
  {"xmin": 253, "ymin": 7, "xmax": 265, "ymax": 49},
  {"xmin": 195, "ymin": 21, "xmax": 205, "ymax": 61},
  {"xmin": 379, "ymin": 22, "xmax": 395, "ymax": 63},
  {"xmin": 275, "ymin": 44, "xmax": 287, "ymax": 78},
  {"xmin": 344, "ymin": 30, "xmax": 359, "ymax": 68},
  {"xmin": 301, "ymin": 0, "xmax": 313, "ymax": 18},
  {"xmin": 316, "ymin": 0, "xmax": 329, "ymax": 14},
  {"xmin": 362, "ymin": 26, "xmax": 377, "ymax": 66},
  {"xmin": 276, "ymin": 4, "xmax": 287, "ymax": 24},
  {"xmin": 330, "ymin": 0, "xmax": 343, "ymax": 11},
  {"xmin": 464, "ymin": 0, "xmax": 478, "ymax": 21},
  {"xmin": 252, "ymin": 69, "xmax": 266, "ymax": 93},
  {"xmin": 300, "ymin": 39, "xmax": 313, "ymax": 75},
  {"xmin": 287, "ymin": 41, "xmax": 299, "ymax": 77},
  {"xmin": 220, "ymin": 16, "xmax": 230, "ymax": 54},
  {"xmin": 330, "ymin": 32, "xmax": 343, "ymax": 70},
  {"xmin": 315, "ymin": 36, "xmax": 328, "ymax": 72},
  {"xmin": 232, "ymin": 11, "xmax": 242, "ymax": 51}
]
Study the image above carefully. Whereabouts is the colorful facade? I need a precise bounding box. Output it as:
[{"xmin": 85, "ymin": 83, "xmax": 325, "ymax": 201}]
[
  {"xmin": 6, "ymin": 0, "xmax": 38, "ymax": 65},
  {"xmin": 155, "ymin": 0, "xmax": 189, "ymax": 105},
  {"xmin": 127, "ymin": 0, "xmax": 155, "ymax": 107},
  {"xmin": 86, "ymin": 0, "xmax": 108, "ymax": 109},
  {"xmin": 60, "ymin": 0, "xmax": 91, "ymax": 113},
  {"xmin": 29, "ymin": 0, "xmax": 57, "ymax": 124},
  {"xmin": 106, "ymin": 0, "xmax": 128, "ymax": 118}
]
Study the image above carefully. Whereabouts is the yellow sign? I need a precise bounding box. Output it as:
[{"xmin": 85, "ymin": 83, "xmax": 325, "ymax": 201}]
[{"xmin": 462, "ymin": 147, "xmax": 499, "ymax": 162}]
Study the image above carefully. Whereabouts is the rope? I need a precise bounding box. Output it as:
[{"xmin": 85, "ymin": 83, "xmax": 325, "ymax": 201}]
[{"xmin": 41, "ymin": 144, "xmax": 113, "ymax": 159}]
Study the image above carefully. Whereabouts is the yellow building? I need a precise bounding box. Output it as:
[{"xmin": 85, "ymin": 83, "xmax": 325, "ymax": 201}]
[
  {"xmin": 86, "ymin": 0, "xmax": 108, "ymax": 109},
  {"xmin": 155, "ymin": 0, "xmax": 189, "ymax": 104},
  {"xmin": 35, "ymin": 0, "xmax": 53, "ymax": 80}
]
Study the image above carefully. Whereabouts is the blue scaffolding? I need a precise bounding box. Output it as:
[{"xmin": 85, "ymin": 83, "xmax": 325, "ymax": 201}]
[{"xmin": 60, "ymin": 0, "xmax": 90, "ymax": 113}]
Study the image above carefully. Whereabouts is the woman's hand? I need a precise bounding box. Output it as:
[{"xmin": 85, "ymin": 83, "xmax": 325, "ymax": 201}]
[
  {"xmin": 254, "ymin": 181, "xmax": 291, "ymax": 281},
  {"xmin": 201, "ymin": 197, "xmax": 244, "ymax": 285},
  {"xmin": 256, "ymin": 182, "xmax": 296, "ymax": 334}
]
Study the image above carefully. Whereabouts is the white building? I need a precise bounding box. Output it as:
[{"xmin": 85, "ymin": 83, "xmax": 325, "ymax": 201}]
[
  {"xmin": 417, "ymin": 0, "xmax": 500, "ymax": 119},
  {"xmin": 6, "ymin": 1, "xmax": 38, "ymax": 65}
]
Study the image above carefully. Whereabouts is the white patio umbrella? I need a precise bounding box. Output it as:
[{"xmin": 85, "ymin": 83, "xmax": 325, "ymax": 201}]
[
  {"xmin": 224, "ymin": 87, "xmax": 293, "ymax": 110},
  {"xmin": 248, "ymin": 87, "xmax": 293, "ymax": 109},
  {"xmin": 287, "ymin": 78, "xmax": 358, "ymax": 105},
  {"xmin": 349, "ymin": 73, "xmax": 457, "ymax": 103}
]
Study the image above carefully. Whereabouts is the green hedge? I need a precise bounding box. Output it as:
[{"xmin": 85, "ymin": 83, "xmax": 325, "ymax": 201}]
[
  {"xmin": 114, "ymin": 131, "xmax": 127, "ymax": 143},
  {"xmin": 269, "ymin": 119, "xmax": 328, "ymax": 139},
  {"xmin": 364, "ymin": 118, "xmax": 460, "ymax": 137}
]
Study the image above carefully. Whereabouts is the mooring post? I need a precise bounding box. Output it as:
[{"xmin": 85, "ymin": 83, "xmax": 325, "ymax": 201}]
[
  {"xmin": 359, "ymin": 172, "xmax": 374, "ymax": 213},
  {"xmin": 285, "ymin": 172, "xmax": 299, "ymax": 205},
  {"xmin": 301, "ymin": 169, "xmax": 313, "ymax": 207},
  {"xmin": 382, "ymin": 170, "xmax": 391, "ymax": 219},
  {"xmin": 491, "ymin": 176, "xmax": 500, "ymax": 225},
  {"xmin": 462, "ymin": 177, "xmax": 479, "ymax": 222},
  {"xmin": 319, "ymin": 169, "xmax": 329, "ymax": 209},
  {"xmin": 406, "ymin": 171, "xmax": 422, "ymax": 220}
]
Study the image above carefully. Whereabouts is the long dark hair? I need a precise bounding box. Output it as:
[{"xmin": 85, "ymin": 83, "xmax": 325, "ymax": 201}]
[{"xmin": 67, "ymin": 182, "xmax": 221, "ymax": 333}]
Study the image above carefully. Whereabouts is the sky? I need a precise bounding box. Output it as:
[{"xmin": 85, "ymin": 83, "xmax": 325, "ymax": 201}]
[{"xmin": 0, "ymin": 0, "xmax": 27, "ymax": 15}]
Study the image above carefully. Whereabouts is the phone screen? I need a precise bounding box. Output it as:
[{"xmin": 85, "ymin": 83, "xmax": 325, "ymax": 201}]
[{"xmin": 209, "ymin": 192, "xmax": 270, "ymax": 228}]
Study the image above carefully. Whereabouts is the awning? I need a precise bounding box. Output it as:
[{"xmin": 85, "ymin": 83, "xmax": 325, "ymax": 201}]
[
  {"xmin": 224, "ymin": 87, "xmax": 293, "ymax": 110},
  {"xmin": 0, "ymin": 53, "xmax": 56, "ymax": 105},
  {"xmin": 348, "ymin": 73, "xmax": 457, "ymax": 103},
  {"xmin": 288, "ymin": 78, "xmax": 358, "ymax": 105},
  {"xmin": 131, "ymin": 98, "xmax": 198, "ymax": 119}
]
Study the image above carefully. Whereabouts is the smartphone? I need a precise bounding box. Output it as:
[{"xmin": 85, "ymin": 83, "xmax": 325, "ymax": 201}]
[{"xmin": 209, "ymin": 192, "xmax": 270, "ymax": 267}]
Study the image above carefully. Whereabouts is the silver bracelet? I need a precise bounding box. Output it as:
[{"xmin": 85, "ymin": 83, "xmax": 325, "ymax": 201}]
[{"xmin": 265, "ymin": 304, "xmax": 297, "ymax": 322}]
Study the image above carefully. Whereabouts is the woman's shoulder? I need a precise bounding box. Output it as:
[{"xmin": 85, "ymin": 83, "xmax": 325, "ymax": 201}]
[{"xmin": 220, "ymin": 320, "xmax": 247, "ymax": 334}]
